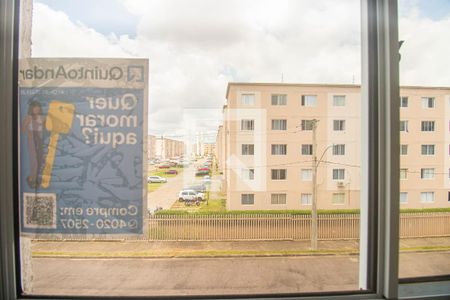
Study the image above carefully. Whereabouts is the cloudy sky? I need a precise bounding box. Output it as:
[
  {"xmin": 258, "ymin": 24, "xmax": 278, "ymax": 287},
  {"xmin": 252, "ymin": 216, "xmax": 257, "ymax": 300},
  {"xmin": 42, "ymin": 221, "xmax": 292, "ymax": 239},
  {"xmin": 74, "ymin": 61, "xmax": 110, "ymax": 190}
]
[{"xmin": 31, "ymin": 0, "xmax": 450, "ymax": 140}]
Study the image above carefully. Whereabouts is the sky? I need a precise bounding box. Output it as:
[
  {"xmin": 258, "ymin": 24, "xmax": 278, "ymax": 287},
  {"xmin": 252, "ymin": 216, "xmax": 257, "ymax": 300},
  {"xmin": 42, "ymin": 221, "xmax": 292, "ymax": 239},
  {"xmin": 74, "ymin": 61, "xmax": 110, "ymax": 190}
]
[{"xmin": 32, "ymin": 0, "xmax": 450, "ymax": 140}]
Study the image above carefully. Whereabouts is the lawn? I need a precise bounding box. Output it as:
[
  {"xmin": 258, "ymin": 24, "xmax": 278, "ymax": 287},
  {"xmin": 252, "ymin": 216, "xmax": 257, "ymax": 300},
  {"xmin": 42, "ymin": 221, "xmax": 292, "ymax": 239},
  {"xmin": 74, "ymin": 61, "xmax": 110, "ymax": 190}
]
[
  {"xmin": 150, "ymin": 166, "xmax": 183, "ymax": 178},
  {"xmin": 148, "ymin": 182, "xmax": 164, "ymax": 192}
]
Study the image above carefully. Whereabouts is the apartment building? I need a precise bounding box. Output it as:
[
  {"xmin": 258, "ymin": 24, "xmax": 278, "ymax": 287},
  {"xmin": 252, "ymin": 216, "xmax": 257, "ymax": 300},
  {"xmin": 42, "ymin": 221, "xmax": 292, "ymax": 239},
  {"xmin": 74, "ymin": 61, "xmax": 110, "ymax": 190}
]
[
  {"xmin": 203, "ymin": 143, "xmax": 216, "ymax": 156},
  {"xmin": 148, "ymin": 135, "xmax": 185, "ymax": 160},
  {"xmin": 217, "ymin": 83, "xmax": 450, "ymax": 210}
]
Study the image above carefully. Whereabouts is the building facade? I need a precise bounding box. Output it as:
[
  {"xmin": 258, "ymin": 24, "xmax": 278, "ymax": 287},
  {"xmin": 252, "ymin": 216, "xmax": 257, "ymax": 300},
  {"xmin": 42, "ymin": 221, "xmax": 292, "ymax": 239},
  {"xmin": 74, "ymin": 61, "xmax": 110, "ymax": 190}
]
[
  {"xmin": 217, "ymin": 83, "xmax": 450, "ymax": 210},
  {"xmin": 148, "ymin": 135, "xmax": 185, "ymax": 160}
]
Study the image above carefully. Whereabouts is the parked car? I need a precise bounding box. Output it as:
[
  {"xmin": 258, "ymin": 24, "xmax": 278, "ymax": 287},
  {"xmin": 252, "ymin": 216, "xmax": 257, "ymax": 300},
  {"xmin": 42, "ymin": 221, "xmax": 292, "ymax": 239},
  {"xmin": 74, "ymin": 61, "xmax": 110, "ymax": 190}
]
[
  {"xmin": 158, "ymin": 164, "xmax": 170, "ymax": 169},
  {"xmin": 188, "ymin": 184, "xmax": 207, "ymax": 193},
  {"xmin": 195, "ymin": 170, "xmax": 209, "ymax": 176},
  {"xmin": 202, "ymin": 175, "xmax": 212, "ymax": 184},
  {"xmin": 165, "ymin": 169, "xmax": 178, "ymax": 175},
  {"xmin": 147, "ymin": 176, "xmax": 167, "ymax": 183},
  {"xmin": 178, "ymin": 189, "xmax": 205, "ymax": 202}
]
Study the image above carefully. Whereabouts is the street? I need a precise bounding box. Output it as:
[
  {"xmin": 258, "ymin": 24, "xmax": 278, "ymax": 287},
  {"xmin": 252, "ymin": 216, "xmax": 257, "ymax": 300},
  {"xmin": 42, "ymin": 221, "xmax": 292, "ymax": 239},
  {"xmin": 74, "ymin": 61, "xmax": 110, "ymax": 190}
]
[{"xmin": 29, "ymin": 251, "xmax": 450, "ymax": 297}]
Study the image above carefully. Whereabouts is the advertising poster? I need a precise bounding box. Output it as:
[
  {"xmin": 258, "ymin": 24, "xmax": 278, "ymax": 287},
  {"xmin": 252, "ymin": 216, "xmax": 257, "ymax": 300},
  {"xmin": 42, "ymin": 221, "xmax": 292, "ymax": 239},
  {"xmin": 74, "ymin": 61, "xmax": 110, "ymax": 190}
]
[{"xmin": 19, "ymin": 58, "xmax": 148, "ymax": 235}]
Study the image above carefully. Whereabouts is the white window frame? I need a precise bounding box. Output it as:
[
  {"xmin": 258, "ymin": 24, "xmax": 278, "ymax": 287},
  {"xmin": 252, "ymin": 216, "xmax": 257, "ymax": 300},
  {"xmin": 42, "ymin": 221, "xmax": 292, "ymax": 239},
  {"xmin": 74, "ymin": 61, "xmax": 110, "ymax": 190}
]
[
  {"xmin": 421, "ymin": 144, "xmax": 435, "ymax": 156},
  {"xmin": 271, "ymin": 94, "xmax": 287, "ymax": 105},
  {"xmin": 400, "ymin": 168, "xmax": 408, "ymax": 180},
  {"xmin": 400, "ymin": 96, "xmax": 408, "ymax": 108},
  {"xmin": 271, "ymin": 169, "xmax": 287, "ymax": 180},
  {"xmin": 301, "ymin": 119, "xmax": 314, "ymax": 131},
  {"xmin": 241, "ymin": 168, "xmax": 255, "ymax": 180},
  {"xmin": 333, "ymin": 95, "xmax": 346, "ymax": 107},
  {"xmin": 270, "ymin": 193, "xmax": 287, "ymax": 205},
  {"xmin": 333, "ymin": 144, "xmax": 346, "ymax": 155},
  {"xmin": 241, "ymin": 144, "xmax": 254, "ymax": 155},
  {"xmin": 240, "ymin": 119, "xmax": 254, "ymax": 131},
  {"xmin": 332, "ymin": 193, "xmax": 346, "ymax": 205},
  {"xmin": 421, "ymin": 121, "xmax": 435, "ymax": 132},
  {"xmin": 399, "ymin": 120, "xmax": 408, "ymax": 132},
  {"xmin": 240, "ymin": 93, "xmax": 255, "ymax": 105},
  {"xmin": 332, "ymin": 168, "xmax": 345, "ymax": 180},
  {"xmin": 333, "ymin": 120, "xmax": 346, "ymax": 131},
  {"xmin": 420, "ymin": 168, "xmax": 435, "ymax": 180},
  {"xmin": 300, "ymin": 193, "xmax": 312, "ymax": 205},
  {"xmin": 301, "ymin": 168, "xmax": 312, "ymax": 181},
  {"xmin": 399, "ymin": 192, "xmax": 408, "ymax": 204},
  {"xmin": 400, "ymin": 144, "xmax": 408, "ymax": 155},
  {"xmin": 271, "ymin": 144, "xmax": 287, "ymax": 155},
  {"xmin": 241, "ymin": 194, "xmax": 255, "ymax": 205},
  {"xmin": 421, "ymin": 97, "xmax": 435, "ymax": 108},
  {"xmin": 301, "ymin": 144, "xmax": 313, "ymax": 155},
  {"xmin": 301, "ymin": 95, "xmax": 317, "ymax": 107},
  {"xmin": 420, "ymin": 192, "xmax": 435, "ymax": 203},
  {"xmin": 271, "ymin": 119, "xmax": 287, "ymax": 130}
]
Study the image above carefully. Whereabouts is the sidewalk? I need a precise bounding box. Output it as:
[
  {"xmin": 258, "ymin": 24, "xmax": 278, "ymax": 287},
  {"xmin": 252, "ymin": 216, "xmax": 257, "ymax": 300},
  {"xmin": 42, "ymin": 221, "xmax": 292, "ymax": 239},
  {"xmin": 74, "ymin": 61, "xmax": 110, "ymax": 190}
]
[{"xmin": 31, "ymin": 237, "xmax": 450, "ymax": 258}]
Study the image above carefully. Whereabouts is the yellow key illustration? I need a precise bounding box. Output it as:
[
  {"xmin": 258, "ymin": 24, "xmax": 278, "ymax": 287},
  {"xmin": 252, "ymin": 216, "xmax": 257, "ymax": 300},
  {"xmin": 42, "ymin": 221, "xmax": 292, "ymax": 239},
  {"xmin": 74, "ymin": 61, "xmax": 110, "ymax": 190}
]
[{"xmin": 41, "ymin": 101, "xmax": 75, "ymax": 189}]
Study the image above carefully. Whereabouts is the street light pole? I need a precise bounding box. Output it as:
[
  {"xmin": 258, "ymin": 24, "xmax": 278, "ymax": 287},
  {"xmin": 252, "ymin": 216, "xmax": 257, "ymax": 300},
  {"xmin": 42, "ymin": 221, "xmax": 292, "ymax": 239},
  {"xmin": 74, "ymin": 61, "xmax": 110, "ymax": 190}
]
[{"xmin": 311, "ymin": 119, "xmax": 318, "ymax": 250}]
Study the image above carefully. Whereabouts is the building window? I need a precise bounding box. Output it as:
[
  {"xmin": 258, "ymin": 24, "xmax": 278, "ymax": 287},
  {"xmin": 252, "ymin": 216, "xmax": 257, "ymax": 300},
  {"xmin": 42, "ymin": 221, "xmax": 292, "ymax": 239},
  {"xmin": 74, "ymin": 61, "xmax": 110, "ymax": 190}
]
[
  {"xmin": 271, "ymin": 193, "xmax": 287, "ymax": 205},
  {"xmin": 241, "ymin": 194, "xmax": 254, "ymax": 205},
  {"xmin": 240, "ymin": 93, "xmax": 255, "ymax": 105},
  {"xmin": 301, "ymin": 193, "xmax": 312, "ymax": 205},
  {"xmin": 271, "ymin": 169, "xmax": 287, "ymax": 180},
  {"xmin": 400, "ymin": 96, "xmax": 408, "ymax": 108},
  {"xmin": 400, "ymin": 192, "xmax": 408, "ymax": 204},
  {"xmin": 240, "ymin": 119, "xmax": 254, "ymax": 131},
  {"xmin": 271, "ymin": 144, "xmax": 287, "ymax": 155},
  {"xmin": 271, "ymin": 119, "xmax": 287, "ymax": 130},
  {"xmin": 421, "ymin": 121, "xmax": 435, "ymax": 132},
  {"xmin": 301, "ymin": 95, "xmax": 317, "ymax": 107},
  {"xmin": 400, "ymin": 168, "xmax": 408, "ymax": 180},
  {"xmin": 421, "ymin": 192, "xmax": 435, "ymax": 203},
  {"xmin": 421, "ymin": 144, "xmax": 435, "ymax": 155},
  {"xmin": 271, "ymin": 94, "xmax": 287, "ymax": 105},
  {"xmin": 301, "ymin": 144, "xmax": 313, "ymax": 155},
  {"xmin": 332, "ymin": 193, "xmax": 345, "ymax": 205},
  {"xmin": 333, "ymin": 95, "xmax": 346, "ymax": 106},
  {"xmin": 241, "ymin": 168, "xmax": 255, "ymax": 180},
  {"xmin": 400, "ymin": 120, "xmax": 408, "ymax": 132},
  {"xmin": 400, "ymin": 144, "xmax": 408, "ymax": 155},
  {"xmin": 421, "ymin": 97, "xmax": 435, "ymax": 108},
  {"xmin": 241, "ymin": 144, "xmax": 254, "ymax": 155},
  {"xmin": 301, "ymin": 119, "xmax": 314, "ymax": 131},
  {"xmin": 421, "ymin": 168, "xmax": 435, "ymax": 179},
  {"xmin": 332, "ymin": 144, "xmax": 345, "ymax": 155},
  {"xmin": 333, "ymin": 120, "xmax": 346, "ymax": 131},
  {"xmin": 301, "ymin": 169, "xmax": 312, "ymax": 181},
  {"xmin": 332, "ymin": 168, "xmax": 345, "ymax": 180}
]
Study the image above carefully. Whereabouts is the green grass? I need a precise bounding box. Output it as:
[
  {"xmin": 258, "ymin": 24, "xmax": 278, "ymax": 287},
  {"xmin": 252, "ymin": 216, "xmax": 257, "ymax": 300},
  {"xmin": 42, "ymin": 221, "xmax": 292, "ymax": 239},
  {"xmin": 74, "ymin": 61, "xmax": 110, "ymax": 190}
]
[
  {"xmin": 148, "ymin": 182, "xmax": 164, "ymax": 192},
  {"xmin": 199, "ymin": 199, "xmax": 226, "ymax": 213},
  {"xmin": 150, "ymin": 166, "xmax": 183, "ymax": 178},
  {"xmin": 31, "ymin": 245, "xmax": 450, "ymax": 259}
]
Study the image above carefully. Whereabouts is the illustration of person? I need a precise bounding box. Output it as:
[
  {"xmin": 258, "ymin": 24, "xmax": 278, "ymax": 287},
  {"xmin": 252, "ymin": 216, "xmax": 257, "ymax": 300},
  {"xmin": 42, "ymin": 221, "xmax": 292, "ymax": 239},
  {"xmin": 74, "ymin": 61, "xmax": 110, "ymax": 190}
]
[{"xmin": 22, "ymin": 100, "xmax": 45, "ymax": 188}]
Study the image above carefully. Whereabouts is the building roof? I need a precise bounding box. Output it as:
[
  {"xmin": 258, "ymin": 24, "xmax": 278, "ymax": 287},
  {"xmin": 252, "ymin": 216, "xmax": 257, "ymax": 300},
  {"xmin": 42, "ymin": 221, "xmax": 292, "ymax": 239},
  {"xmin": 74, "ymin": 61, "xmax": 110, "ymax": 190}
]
[{"xmin": 225, "ymin": 82, "xmax": 450, "ymax": 100}]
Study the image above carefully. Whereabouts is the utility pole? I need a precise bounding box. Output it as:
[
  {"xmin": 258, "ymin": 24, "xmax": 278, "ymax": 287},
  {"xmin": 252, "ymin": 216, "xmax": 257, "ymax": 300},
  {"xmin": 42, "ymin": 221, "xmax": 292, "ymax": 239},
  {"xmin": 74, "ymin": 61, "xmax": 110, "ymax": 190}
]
[{"xmin": 311, "ymin": 119, "xmax": 318, "ymax": 250}]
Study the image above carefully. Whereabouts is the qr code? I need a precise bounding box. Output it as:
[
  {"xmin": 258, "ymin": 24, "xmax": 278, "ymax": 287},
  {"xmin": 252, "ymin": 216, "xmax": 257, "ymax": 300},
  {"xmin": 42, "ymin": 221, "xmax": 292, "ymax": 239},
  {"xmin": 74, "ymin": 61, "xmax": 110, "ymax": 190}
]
[{"xmin": 23, "ymin": 193, "xmax": 57, "ymax": 229}]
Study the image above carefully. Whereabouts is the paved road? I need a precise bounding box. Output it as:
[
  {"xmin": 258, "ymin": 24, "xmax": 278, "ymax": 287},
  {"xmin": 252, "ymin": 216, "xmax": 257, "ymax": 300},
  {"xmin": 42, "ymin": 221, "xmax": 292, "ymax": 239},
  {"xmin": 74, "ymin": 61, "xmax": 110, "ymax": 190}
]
[
  {"xmin": 148, "ymin": 161, "xmax": 205, "ymax": 211},
  {"xmin": 29, "ymin": 251, "xmax": 450, "ymax": 297}
]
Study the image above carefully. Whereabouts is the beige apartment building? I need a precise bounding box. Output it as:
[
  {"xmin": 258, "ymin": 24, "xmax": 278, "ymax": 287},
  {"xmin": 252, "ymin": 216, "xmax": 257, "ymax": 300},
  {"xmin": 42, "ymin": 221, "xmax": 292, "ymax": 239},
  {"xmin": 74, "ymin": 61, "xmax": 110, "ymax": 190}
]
[
  {"xmin": 217, "ymin": 83, "xmax": 450, "ymax": 210},
  {"xmin": 148, "ymin": 135, "xmax": 185, "ymax": 160},
  {"xmin": 203, "ymin": 143, "xmax": 216, "ymax": 156}
]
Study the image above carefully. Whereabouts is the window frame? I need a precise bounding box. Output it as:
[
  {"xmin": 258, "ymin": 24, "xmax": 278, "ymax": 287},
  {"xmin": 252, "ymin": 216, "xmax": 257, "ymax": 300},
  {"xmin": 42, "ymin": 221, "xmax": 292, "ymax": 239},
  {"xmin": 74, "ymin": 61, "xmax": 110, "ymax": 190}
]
[{"xmin": 2, "ymin": 0, "xmax": 448, "ymax": 299}]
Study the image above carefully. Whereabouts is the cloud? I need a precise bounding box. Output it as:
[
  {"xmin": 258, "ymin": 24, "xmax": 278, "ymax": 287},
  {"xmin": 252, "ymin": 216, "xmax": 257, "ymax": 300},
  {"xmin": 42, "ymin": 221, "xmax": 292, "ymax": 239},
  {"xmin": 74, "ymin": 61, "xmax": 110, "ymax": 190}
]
[{"xmin": 31, "ymin": 0, "xmax": 450, "ymax": 137}]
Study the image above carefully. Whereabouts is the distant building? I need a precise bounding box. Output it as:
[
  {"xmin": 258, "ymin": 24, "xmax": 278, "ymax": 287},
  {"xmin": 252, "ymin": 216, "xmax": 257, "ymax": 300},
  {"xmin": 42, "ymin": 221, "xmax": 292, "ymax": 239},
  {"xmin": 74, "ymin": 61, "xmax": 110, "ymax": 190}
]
[
  {"xmin": 203, "ymin": 143, "xmax": 216, "ymax": 156},
  {"xmin": 148, "ymin": 135, "xmax": 185, "ymax": 160},
  {"xmin": 217, "ymin": 82, "xmax": 450, "ymax": 210}
]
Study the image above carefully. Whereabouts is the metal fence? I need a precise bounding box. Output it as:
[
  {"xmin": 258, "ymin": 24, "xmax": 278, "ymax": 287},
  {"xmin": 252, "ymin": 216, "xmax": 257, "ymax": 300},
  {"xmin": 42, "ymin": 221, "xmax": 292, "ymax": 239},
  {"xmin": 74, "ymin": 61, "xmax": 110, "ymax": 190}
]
[{"xmin": 147, "ymin": 212, "xmax": 450, "ymax": 241}]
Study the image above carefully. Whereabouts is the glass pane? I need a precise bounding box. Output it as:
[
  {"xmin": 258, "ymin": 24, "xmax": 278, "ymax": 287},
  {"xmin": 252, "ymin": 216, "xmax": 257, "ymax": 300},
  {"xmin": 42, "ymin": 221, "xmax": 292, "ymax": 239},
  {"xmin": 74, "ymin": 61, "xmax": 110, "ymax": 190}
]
[
  {"xmin": 398, "ymin": 0, "xmax": 450, "ymax": 280},
  {"xmin": 18, "ymin": 0, "xmax": 365, "ymax": 297}
]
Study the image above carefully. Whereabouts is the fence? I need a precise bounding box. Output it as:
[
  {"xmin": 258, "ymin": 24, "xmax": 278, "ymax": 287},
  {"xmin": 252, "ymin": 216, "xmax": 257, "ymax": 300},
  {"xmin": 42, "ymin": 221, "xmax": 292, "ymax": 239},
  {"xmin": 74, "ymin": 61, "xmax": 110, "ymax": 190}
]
[{"xmin": 147, "ymin": 212, "xmax": 450, "ymax": 241}]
